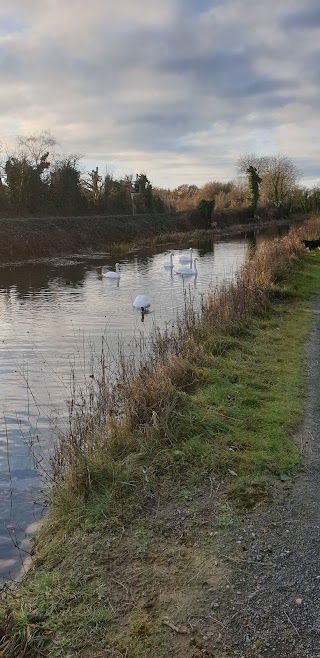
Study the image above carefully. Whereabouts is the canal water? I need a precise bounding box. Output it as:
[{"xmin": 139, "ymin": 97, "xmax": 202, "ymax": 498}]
[{"xmin": 0, "ymin": 225, "xmax": 287, "ymax": 582}]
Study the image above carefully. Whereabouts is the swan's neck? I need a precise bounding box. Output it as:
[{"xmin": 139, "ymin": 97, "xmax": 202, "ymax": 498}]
[
  {"xmin": 193, "ymin": 260, "xmax": 197, "ymax": 272},
  {"xmin": 116, "ymin": 263, "xmax": 119, "ymax": 273}
]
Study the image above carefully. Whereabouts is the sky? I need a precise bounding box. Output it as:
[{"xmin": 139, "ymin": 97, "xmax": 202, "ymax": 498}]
[{"xmin": 0, "ymin": 0, "xmax": 319, "ymax": 188}]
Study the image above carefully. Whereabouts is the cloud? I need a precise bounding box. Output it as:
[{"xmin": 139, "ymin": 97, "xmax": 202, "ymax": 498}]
[
  {"xmin": 0, "ymin": 0, "xmax": 319, "ymax": 187},
  {"xmin": 282, "ymin": 5, "xmax": 320, "ymax": 29}
]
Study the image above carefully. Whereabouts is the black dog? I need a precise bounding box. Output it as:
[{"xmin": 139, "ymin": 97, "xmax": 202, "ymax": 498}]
[{"xmin": 302, "ymin": 239, "xmax": 320, "ymax": 250}]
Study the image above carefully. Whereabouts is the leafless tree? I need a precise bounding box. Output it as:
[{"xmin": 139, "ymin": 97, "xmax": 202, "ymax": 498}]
[
  {"xmin": 237, "ymin": 153, "xmax": 270, "ymax": 177},
  {"xmin": 263, "ymin": 155, "xmax": 300, "ymax": 209},
  {"xmin": 17, "ymin": 130, "xmax": 57, "ymax": 166},
  {"xmin": 237, "ymin": 153, "xmax": 301, "ymax": 214}
]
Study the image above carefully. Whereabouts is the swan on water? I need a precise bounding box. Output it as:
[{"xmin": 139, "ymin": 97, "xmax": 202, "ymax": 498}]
[
  {"xmin": 103, "ymin": 263, "xmax": 120, "ymax": 279},
  {"xmin": 179, "ymin": 247, "xmax": 193, "ymax": 263},
  {"xmin": 164, "ymin": 252, "xmax": 174, "ymax": 268},
  {"xmin": 133, "ymin": 294, "xmax": 151, "ymax": 309},
  {"xmin": 175, "ymin": 258, "xmax": 198, "ymax": 276}
]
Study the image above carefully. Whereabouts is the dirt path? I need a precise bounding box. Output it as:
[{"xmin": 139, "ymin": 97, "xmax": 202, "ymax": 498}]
[{"xmin": 202, "ymin": 304, "xmax": 320, "ymax": 657}]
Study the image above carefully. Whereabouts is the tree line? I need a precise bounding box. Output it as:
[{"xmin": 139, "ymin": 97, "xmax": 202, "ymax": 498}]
[
  {"xmin": 0, "ymin": 132, "xmax": 166, "ymax": 217},
  {"xmin": 0, "ymin": 132, "xmax": 319, "ymax": 223},
  {"xmin": 156, "ymin": 154, "xmax": 320, "ymax": 225}
]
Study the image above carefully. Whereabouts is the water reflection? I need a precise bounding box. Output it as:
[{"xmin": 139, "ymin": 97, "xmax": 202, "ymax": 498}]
[
  {"xmin": 244, "ymin": 223, "xmax": 290, "ymax": 249},
  {"xmin": 0, "ymin": 263, "xmax": 88, "ymax": 298},
  {"xmin": 0, "ymin": 226, "xmax": 288, "ymax": 581}
]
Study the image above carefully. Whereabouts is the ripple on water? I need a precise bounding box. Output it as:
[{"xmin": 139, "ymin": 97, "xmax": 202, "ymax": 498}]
[{"xmin": 0, "ymin": 237, "xmax": 250, "ymax": 581}]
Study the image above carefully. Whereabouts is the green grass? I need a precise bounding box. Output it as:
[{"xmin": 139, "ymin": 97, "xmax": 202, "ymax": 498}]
[
  {"xmin": 295, "ymin": 250, "xmax": 320, "ymax": 297},
  {"xmin": 149, "ymin": 286, "xmax": 310, "ymax": 506},
  {"xmin": 2, "ymin": 251, "xmax": 320, "ymax": 658}
]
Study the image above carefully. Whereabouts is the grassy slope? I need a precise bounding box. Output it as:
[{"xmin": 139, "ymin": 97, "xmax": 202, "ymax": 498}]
[
  {"xmin": 0, "ymin": 213, "xmax": 303, "ymax": 264},
  {"xmin": 0, "ymin": 213, "xmax": 177, "ymax": 263},
  {"xmin": 2, "ymin": 252, "xmax": 320, "ymax": 658}
]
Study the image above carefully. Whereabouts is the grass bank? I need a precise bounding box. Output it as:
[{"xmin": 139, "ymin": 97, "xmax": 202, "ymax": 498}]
[
  {"xmin": 0, "ymin": 213, "xmax": 177, "ymax": 264},
  {"xmin": 1, "ymin": 221, "xmax": 320, "ymax": 657},
  {"xmin": 0, "ymin": 212, "xmax": 306, "ymax": 265}
]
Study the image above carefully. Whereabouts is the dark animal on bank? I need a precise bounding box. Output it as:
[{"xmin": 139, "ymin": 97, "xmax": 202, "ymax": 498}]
[{"xmin": 302, "ymin": 239, "xmax": 320, "ymax": 250}]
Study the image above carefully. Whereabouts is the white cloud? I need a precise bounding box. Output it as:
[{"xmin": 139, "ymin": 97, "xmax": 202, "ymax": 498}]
[{"xmin": 0, "ymin": 0, "xmax": 319, "ymax": 186}]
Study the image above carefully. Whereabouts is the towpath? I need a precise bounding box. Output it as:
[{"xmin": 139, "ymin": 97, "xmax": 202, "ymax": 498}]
[{"xmin": 205, "ymin": 303, "xmax": 320, "ymax": 657}]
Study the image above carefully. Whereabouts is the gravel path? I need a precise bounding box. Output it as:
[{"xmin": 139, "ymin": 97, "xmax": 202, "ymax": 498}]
[{"xmin": 205, "ymin": 303, "xmax": 320, "ymax": 657}]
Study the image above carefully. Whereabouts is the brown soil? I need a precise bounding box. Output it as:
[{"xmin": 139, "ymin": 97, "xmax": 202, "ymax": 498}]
[{"xmin": 75, "ymin": 486, "xmax": 231, "ymax": 658}]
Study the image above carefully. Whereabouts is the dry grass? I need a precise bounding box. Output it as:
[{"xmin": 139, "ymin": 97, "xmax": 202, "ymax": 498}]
[
  {"xmin": 47, "ymin": 221, "xmax": 315, "ymax": 503},
  {"xmin": 0, "ymin": 213, "xmax": 176, "ymax": 263},
  {"xmin": 297, "ymin": 214, "xmax": 320, "ymax": 240},
  {"xmin": 2, "ymin": 216, "xmax": 320, "ymax": 657},
  {"xmin": 0, "ymin": 212, "xmax": 306, "ymax": 264}
]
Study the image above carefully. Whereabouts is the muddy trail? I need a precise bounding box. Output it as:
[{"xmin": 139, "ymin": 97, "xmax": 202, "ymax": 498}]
[{"xmin": 201, "ymin": 303, "xmax": 320, "ymax": 657}]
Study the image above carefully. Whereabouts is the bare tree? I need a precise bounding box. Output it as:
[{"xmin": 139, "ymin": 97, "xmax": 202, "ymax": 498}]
[
  {"xmin": 263, "ymin": 155, "xmax": 300, "ymax": 212},
  {"xmin": 17, "ymin": 130, "xmax": 57, "ymax": 166},
  {"xmin": 237, "ymin": 153, "xmax": 270, "ymax": 177},
  {"xmin": 237, "ymin": 153, "xmax": 301, "ymax": 217}
]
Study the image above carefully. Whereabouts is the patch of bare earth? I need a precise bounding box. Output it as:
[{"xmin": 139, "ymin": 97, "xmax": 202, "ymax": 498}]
[{"xmin": 79, "ymin": 489, "xmax": 231, "ymax": 657}]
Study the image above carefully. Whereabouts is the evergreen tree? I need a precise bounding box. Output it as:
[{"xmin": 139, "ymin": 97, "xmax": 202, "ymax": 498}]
[
  {"xmin": 5, "ymin": 153, "xmax": 50, "ymax": 214},
  {"xmin": 246, "ymin": 165, "xmax": 262, "ymax": 216},
  {"xmin": 49, "ymin": 160, "xmax": 86, "ymax": 215}
]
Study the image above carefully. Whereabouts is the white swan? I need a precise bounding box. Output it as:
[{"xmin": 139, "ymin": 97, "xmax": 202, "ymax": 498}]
[
  {"xmin": 103, "ymin": 263, "xmax": 120, "ymax": 279},
  {"xmin": 164, "ymin": 252, "xmax": 174, "ymax": 268},
  {"xmin": 175, "ymin": 258, "xmax": 198, "ymax": 276},
  {"xmin": 179, "ymin": 247, "xmax": 193, "ymax": 263},
  {"xmin": 133, "ymin": 294, "xmax": 151, "ymax": 309}
]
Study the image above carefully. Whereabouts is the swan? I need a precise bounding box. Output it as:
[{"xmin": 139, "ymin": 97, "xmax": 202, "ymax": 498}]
[
  {"xmin": 164, "ymin": 252, "xmax": 174, "ymax": 268},
  {"xmin": 179, "ymin": 247, "xmax": 193, "ymax": 263},
  {"xmin": 175, "ymin": 258, "xmax": 198, "ymax": 276},
  {"xmin": 103, "ymin": 263, "xmax": 120, "ymax": 279},
  {"xmin": 133, "ymin": 294, "xmax": 151, "ymax": 309}
]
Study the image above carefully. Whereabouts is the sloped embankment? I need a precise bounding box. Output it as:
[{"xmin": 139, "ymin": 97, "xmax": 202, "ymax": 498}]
[
  {"xmin": 0, "ymin": 213, "xmax": 180, "ymax": 263},
  {"xmin": 0, "ymin": 212, "xmax": 306, "ymax": 265}
]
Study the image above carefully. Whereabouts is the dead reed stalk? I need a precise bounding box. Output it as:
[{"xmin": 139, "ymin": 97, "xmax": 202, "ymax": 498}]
[{"xmin": 48, "ymin": 219, "xmax": 319, "ymax": 497}]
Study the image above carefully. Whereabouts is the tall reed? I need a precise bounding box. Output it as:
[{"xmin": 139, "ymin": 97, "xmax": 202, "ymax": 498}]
[{"xmin": 49, "ymin": 220, "xmax": 318, "ymax": 500}]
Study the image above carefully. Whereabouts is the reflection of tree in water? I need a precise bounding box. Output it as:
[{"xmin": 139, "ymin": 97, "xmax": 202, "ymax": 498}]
[
  {"xmin": 51, "ymin": 264, "xmax": 87, "ymax": 290},
  {"xmin": 0, "ymin": 229, "xmax": 292, "ymax": 301},
  {"xmin": 245, "ymin": 224, "xmax": 290, "ymax": 251},
  {"xmin": 0, "ymin": 239, "xmax": 219, "ymax": 300},
  {"xmin": 122, "ymin": 238, "xmax": 216, "ymax": 262},
  {"xmin": 245, "ymin": 230, "xmax": 257, "ymax": 251},
  {"xmin": 255, "ymin": 224, "xmax": 289, "ymax": 246},
  {"xmin": 198, "ymin": 239, "xmax": 215, "ymax": 257},
  {"xmin": 0, "ymin": 262, "xmax": 87, "ymax": 299}
]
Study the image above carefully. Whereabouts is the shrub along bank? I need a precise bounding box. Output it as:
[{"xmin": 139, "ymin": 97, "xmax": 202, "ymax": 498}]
[{"xmin": 1, "ymin": 218, "xmax": 320, "ymax": 657}]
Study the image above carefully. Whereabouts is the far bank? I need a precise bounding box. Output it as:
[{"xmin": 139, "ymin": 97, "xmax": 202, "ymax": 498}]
[{"xmin": 0, "ymin": 211, "xmax": 306, "ymax": 265}]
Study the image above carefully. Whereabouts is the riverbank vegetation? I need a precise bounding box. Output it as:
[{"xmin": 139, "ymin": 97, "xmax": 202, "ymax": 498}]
[
  {"xmin": 0, "ymin": 213, "xmax": 300, "ymax": 265},
  {"xmin": 1, "ymin": 219, "xmax": 320, "ymax": 656},
  {"xmin": 0, "ymin": 212, "xmax": 177, "ymax": 263},
  {"xmin": 0, "ymin": 132, "xmax": 319, "ymax": 227},
  {"xmin": 0, "ymin": 131, "xmax": 319, "ymax": 263}
]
